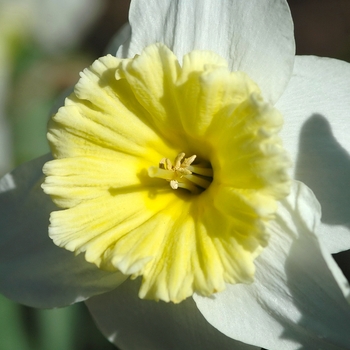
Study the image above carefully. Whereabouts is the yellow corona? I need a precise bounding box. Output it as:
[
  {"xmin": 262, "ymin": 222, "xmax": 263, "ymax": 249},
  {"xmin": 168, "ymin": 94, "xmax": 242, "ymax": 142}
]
[{"xmin": 42, "ymin": 43, "xmax": 290, "ymax": 303}]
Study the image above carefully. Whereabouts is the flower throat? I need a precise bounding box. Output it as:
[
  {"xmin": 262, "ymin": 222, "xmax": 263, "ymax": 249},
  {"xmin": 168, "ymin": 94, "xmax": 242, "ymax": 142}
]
[{"xmin": 148, "ymin": 152, "xmax": 213, "ymax": 194}]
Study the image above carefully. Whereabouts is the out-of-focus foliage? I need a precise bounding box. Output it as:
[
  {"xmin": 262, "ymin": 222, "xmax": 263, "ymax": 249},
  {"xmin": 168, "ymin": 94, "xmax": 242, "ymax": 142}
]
[
  {"xmin": 0, "ymin": 1, "xmax": 129, "ymax": 349},
  {"xmin": 0, "ymin": 294, "xmax": 117, "ymax": 350}
]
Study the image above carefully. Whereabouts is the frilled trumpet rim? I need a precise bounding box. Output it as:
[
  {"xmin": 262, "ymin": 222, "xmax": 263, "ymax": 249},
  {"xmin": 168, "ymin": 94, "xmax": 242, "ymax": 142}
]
[{"xmin": 42, "ymin": 43, "xmax": 291, "ymax": 303}]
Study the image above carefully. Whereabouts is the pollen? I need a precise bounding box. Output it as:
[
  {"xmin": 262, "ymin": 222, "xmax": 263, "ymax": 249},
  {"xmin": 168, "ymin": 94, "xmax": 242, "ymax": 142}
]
[{"xmin": 148, "ymin": 152, "xmax": 213, "ymax": 194}]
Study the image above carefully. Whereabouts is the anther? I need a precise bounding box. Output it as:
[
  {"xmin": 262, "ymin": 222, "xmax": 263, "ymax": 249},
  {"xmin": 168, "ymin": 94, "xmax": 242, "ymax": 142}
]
[{"xmin": 148, "ymin": 152, "xmax": 213, "ymax": 194}]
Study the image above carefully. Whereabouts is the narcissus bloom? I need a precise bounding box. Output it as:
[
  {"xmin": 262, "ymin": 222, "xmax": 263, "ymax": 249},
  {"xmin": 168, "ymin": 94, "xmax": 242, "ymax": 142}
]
[
  {"xmin": 1, "ymin": 0, "xmax": 350, "ymax": 349},
  {"xmin": 41, "ymin": 43, "xmax": 291, "ymax": 304}
]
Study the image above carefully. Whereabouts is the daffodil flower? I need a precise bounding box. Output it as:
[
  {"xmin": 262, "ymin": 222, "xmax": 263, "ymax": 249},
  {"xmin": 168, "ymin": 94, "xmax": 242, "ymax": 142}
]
[{"xmin": 1, "ymin": 1, "xmax": 350, "ymax": 349}]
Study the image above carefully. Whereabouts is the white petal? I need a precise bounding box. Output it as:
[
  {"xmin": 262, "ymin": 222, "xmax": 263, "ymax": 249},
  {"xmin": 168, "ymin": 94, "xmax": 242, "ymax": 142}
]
[
  {"xmin": 118, "ymin": 0, "xmax": 295, "ymax": 104},
  {"xmin": 0, "ymin": 155, "xmax": 126, "ymax": 308},
  {"xmin": 105, "ymin": 22, "xmax": 131, "ymax": 56},
  {"xmin": 195, "ymin": 181, "xmax": 350, "ymax": 349},
  {"xmin": 276, "ymin": 55, "xmax": 350, "ymax": 253},
  {"xmin": 86, "ymin": 278, "xmax": 259, "ymax": 350}
]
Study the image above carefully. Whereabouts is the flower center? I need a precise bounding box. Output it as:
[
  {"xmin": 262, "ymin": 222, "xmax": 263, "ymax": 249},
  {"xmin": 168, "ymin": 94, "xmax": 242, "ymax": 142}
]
[{"xmin": 148, "ymin": 152, "xmax": 213, "ymax": 194}]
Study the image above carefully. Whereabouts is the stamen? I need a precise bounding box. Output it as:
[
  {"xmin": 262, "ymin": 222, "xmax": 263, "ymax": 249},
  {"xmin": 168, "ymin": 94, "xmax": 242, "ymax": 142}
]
[
  {"xmin": 187, "ymin": 165, "xmax": 213, "ymax": 177},
  {"xmin": 148, "ymin": 152, "xmax": 213, "ymax": 194}
]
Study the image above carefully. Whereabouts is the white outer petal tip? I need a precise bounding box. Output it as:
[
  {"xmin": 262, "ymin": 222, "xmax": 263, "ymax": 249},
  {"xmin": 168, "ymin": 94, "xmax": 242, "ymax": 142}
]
[
  {"xmin": 119, "ymin": 0, "xmax": 295, "ymax": 104},
  {"xmin": 277, "ymin": 55, "xmax": 350, "ymax": 254}
]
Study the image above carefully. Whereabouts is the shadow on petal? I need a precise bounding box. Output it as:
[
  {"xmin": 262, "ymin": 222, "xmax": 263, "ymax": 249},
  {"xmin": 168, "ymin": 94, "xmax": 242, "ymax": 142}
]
[
  {"xmin": 295, "ymin": 114, "xmax": 350, "ymax": 278},
  {"xmin": 281, "ymin": 229, "xmax": 350, "ymax": 349},
  {"xmin": 295, "ymin": 114, "xmax": 350, "ymax": 227}
]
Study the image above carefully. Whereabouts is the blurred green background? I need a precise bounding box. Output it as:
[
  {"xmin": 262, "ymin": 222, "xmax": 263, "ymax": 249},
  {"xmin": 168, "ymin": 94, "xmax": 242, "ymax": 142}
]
[
  {"xmin": 0, "ymin": 0, "xmax": 350, "ymax": 349},
  {"xmin": 0, "ymin": 1, "xmax": 130, "ymax": 349}
]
